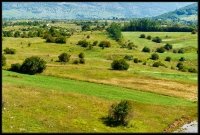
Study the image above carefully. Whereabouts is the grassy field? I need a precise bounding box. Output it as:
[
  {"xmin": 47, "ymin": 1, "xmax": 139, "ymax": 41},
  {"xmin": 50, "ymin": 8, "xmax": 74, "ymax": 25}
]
[
  {"xmin": 2, "ymin": 70, "xmax": 197, "ymax": 132},
  {"xmin": 2, "ymin": 26, "xmax": 198, "ymax": 132}
]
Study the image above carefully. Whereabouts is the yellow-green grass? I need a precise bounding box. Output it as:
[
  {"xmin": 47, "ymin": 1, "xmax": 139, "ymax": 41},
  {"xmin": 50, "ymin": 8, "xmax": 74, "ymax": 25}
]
[
  {"xmin": 2, "ymin": 31, "xmax": 197, "ymax": 100},
  {"xmin": 2, "ymin": 70, "xmax": 197, "ymax": 132}
]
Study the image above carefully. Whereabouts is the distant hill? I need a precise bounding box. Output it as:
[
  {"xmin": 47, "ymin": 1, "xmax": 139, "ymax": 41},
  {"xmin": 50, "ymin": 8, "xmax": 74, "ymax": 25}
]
[
  {"xmin": 153, "ymin": 3, "xmax": 197, "ymax": 23},
  {"xmin": 2, "ymin": 2, "xmax": 195, "ymax": 20}
]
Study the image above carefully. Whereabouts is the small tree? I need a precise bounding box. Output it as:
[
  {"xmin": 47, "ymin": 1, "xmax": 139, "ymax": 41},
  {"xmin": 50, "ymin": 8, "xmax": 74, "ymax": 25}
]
[
  {"xmin": 78, "ymin": 52, "xmax": 85, "ymax": 58},
  {"xmin": 79, "ymin": 58, "xmax": 85, "ymax": 64},
  {"xmin": 55, "ymin": 36, "xmax": 66, "ymax": 44},
  {"xmin": 93, "ymin": 41, "xmax": 98, "ymax": 46},
  {"xmin": 152, "ymin": 62, "xmax": 160, "ymax": 67},
  {"xmin": 146, "ymin": 35, "xmax": 152, "ymax": 40},
  {"xmin": 133, "ymin": 58, "xmax": 139, "ymax": 63},
  {"xmin": 58, "ymin": 53, "xmax": 71, "ymax": 63},
  {"xmin": 99, "ymin": 41, "xmax": 111, "ymax": 48},
  {"xmin": 179, "ymin": 57, "xmax": 186, "ymax": 62},
  {"xmin": 108, "ymin": 100, "xmax": 132, "ymax": 126},
  {"xmin": 165, "ymin": 56, "xmax": 171, "ymax": 62},
  {"xmin": 20, "ymin": 56, "xmax": 46, "ymax": 75},
  {"xmin": 142, "ymin": 46, "xmax": 150, "ymax": 53},
  {"xmin": 156, "ymin": 47, "xmax": 165, "ymax": 53},
  {"xmin": 150, "ymin": 53, "xmax": 159, "ymax": 60},
  {"xmin": 77, "ymin": 40, "xmax": 89, "ymax": 48},
  {"xmin": 164, "ymin": 43, "xmax": 173, "ymax": 50},
  {"xmin": 191, "ymin": 30, "xmax": 196, "ymax": 34},
  {"xmin": 176, "ymin": 62, "xmax": 184, "ymax": 70},
  {"xmin": 152, "ymin": 37, "xmax": 162, "ymax": 43},
  {"xmin": 111, "ymin": 59, "xmax": 129, "ymax": 70},
  {"xmin": 2, "ymin": 54, "xmax": 6, "ymax": 66},
  {"xmin": 139, "ymin": 34, "xmax": 145, "ymax": 38},
  {"xmin": 73, "ymin": 59, "xmax": 79, "ymax": 64},
  {"xmin": 178, "ymin": 48, "xmax": 185, "ymax": 54}
]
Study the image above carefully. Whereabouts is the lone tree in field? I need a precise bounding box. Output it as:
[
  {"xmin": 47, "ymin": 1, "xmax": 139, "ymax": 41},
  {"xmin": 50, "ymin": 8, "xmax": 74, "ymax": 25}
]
[
  {"xmin": 2, "ymin": 54, "xmax": 6, "ymax": 66},
  {"xmin": 20, "ymin": 56, "xmax": 47, "ymax": 75},
  {"xmin": 111, "ymin": 59, "xmax": 129, "ymax": 70},
  {"xmin": 58, "ymin": 53, "xmax": 71, "ymax": 63},
  {"xmin": 106, "ymin": 22, "xmax": 122, "ymax": 41},
  {"xmin": 107, "ymin": 100, "xmax": 132, "ymax": 126}
]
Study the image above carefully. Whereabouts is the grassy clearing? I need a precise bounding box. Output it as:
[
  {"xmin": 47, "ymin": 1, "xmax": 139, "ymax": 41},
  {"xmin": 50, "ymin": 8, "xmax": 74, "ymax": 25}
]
[
  {"xmin": 2, "ymin": 70, "xmax": 196, "ymax": 106},
  {"xmin": 2, "ymin": 71, "xmax": 197, "ymax": 133}
]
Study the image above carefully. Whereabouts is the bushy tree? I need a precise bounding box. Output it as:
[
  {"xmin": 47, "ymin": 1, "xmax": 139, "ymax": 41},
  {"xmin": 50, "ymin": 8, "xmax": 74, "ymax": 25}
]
[
  {"xmin": 176, "ymin": 62, "xmax": 184, "ymax": 70},
  {"xmin": 93, "ymin": 41, "xmax": 98, "ymax": 46},
  {"xmin": 133, "ymin": 58, "xmax": 139, "ymax": 63},
  {"xmin": 77, "ymin": 40, "xmax": 89, "ymax": 48},
  {"xmin": 156, "ymin": 47, "xmax": 165, "ymax": 53},
  {"xmin": 10, "ymin": 63, "xmax": 21, "ymax": 72},
  {"xmin": 146, "ymin": 35, "xmax": 152, "ymax": 40},
  {"xmin": 79, "ymin": 58, "xmax": 85, "ymax": 64},
  {"xmin": 111, "ymin": 59, "xmax": 129, "ymax": 70},
  {"xmin": 99, "ymin": 41, "xmax": 111, "ymax": 48},
  {"xmin": 73, "ymin": 59, "xmax": 79, "ymax": 64},
  {"xmin": 165, "ymin": 56, "xmax": 171, "ymax": 62},
  {"xmin": 164, "ymin": 43, "xmax": 173, "ymax": 50},
  {"xmin": 2, "ymin": 54, "xmax": 6, "ymax": 66},
  {"xmin": 191, "ymin": 30, "xmax": 196, "ymax": 34},
  {"xmin": 107, "ymin": 100, "xmax": 132, "ymax": 126},
  {"xmin": 179, "ymin": 57, "xmax": 186, "ymax": 61},
  {"xmin": 150, "ymin": 53, "xmax": 159, "ymax": 60},
  {"xmin": 152, "ymin": 37, "xmax": 162, "ymax": 43},
  {"xmin": 55, "ymin": 36, "xmax": 66, "ymax": 44},
  {"xmin": 106, "ymin": 22, "xmax": 122, "ymax": 41},
  {"xmin": 20, "ymin": 56, "xmax": 46, "ymax": 75},
  {"xmin": 178, "ymin": 48, "xmax": 185, "ymax": 54},
  {"xmin": 152, "ymin": 62, "xmax": 160, "ymax": 67},
  {"xmin": 3, "ymin": 48, "xmax": 16, "ymax": 54},
  {"xmin": 78, "ymin": 52, "xmax": 85, "ymax": 58},
  {"xmin": 142, "ymin": 46, "xmax": 150, "ymax": 52},
  {"xmin": 139, "ymin": 34, "xmax": 145, "ymax": 38},
  {"xmin": 58, "ymin": 53, "xmax": 71, "ymax": 63}
]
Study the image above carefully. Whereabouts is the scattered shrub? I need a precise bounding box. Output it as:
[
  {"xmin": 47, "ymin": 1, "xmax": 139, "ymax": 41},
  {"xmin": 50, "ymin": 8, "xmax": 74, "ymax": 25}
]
[
  {"xmin": 143, "ymin": 61, "xmax": 146, "ymax": 65},
  {"xmin": 93, "ymin": 41, "xmax": 98, "ymax": 46},
  {"xmin": 179, "ymin": 57, "xmax": 185, "ymax": 62},
  {"xmin": 73, "ymin": 60, "xmax": 79, "ymax": 64},
  {"xmin": 55, "ymin": 36, "xmax": 66, "ymax": 44},
  {"xmin": 150, "ymin": 53, "xmax": 159, "ymax": 60},
  {"xmin": 86, "ymin": 35, "xmax": 90, "ymax": 38},
  {"xmin": 77, "ymin": 40, "xmax": 89, "ymax": 48},
  {"xmin": 188, "ymin": 68, "xmax": 197, "ymax": 73},
  {"xmin": 178, "ymin": 48, "xmax": 185, "ymax": 54},
  {"xmin": 124, "ymin": 55, "xmax": 133, "ymax": 61},
  {"xmin": 20, "ymin": 56, "xmax": 46, "ymax": 75},
  {"xmin": 173, "ymin": 49, "xmax": 177, "ymax": 53},
  {"xmin": 191, "ymin": 30, "xmax": 196, "ymax": 34},
  {"xmin": 152, "ymin": 37, "xmax": 162, "ymax": 43},
  {"xmin": 139, "ymin": 34, "xmax": 145, "ymax": 38},
  {"xmin": 2, "ymin": 54, "xmax": 6, "ymax": 66},
  {"xmin": 111, "ymin": 59, "xmax": 129, "ymax": 70},
  {"xmin": 10, "ymin": 63, "xmax": 21, "ymax": 72},
  {"xmin": 156, "ymin": 47, "xmax": 165, "ymax": 53},
  {"xmin": 79, "ymin": 58, "xmax": 85, "ymax": 64},
  {"xmin": 99, "ymin": 41, "xmax": 111, "ymax": 48},
  {"xmin": 164, "ymin": 43, "xmax": 173, "ymax": 50},
  {"xmin": 28, "ymin": 42, "xmax": 31, "ymax": 47},
  {"xmin": 78, "ymin": 52, "xmax": 85, "ymax": 58},
  {"xmin": 133, "ymin": 58, "xmax": 139, "ymax": 63},
  {"xmin": 142, "ymin": 47, "xmax": 150, "ymax": 53},
  {"xmin": 107, "ymin": 100, "xmax": 132, "ymax": 126},
  {"xmin": 146, "ymin": 35, "xmax": 152, "ymax": 40},
  {"xmin": 58, "ymin": 53, "xmax": 71, "ymax": 63},
  {"xmin": 176, "ymin": 62, "xmax": 184, "ymax": 70},
  {"xmin": 3, "ymin": 47, "xmax": 16, "ymax": 54},
  {"xmin": 165, "ymin": 56, "xmax": 171, "ymax": 62},
  {"xmin": 152, "ymin": 62, "xmax": 160, "ymax": 67}
]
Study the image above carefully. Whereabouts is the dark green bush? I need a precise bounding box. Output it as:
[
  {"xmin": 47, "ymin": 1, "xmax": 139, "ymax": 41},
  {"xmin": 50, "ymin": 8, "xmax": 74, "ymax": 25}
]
[
  {"xmin": 20, "ymin": 56, "xmax": 46, "ymax": 75},
  {"xmin": 46, "ymin": 35, "xmax": 55, "ymax": 43},
  {"xmin": 79, "ymin": 58, "xmax": 85, "ymax": 64},
  {"xmin": 142, "ymin": 47, "xmax": 150, "ymax": 53},
  {"xmin": 165, "ymin": 56, "xmax": 171, "ymax": 62},
  {"xmin": 111, "ymin": 59, "xmax": 129, "ymax": 70},
  {"xmin": 78, "ymin": 52, "xmax": 85, "ymax": 59},
  {"xmin": 188, "ymin": 68, "xmax": 197, "ymax": 73},
  {"xmin": 191, "ymin": 30, "xmax": 196, "ymax": 34},
  {"xmin": 58, "ymin": 53, "xmax": 71, "ymax": 63},
  {"xmin": 73, "ymin": 59, "xmax": 79, "ymax": 64},
  {"xmin": 10, "ymin": 63, "xmax": 21, "ymax": 72},
  {"xmin": 3, "ymin": 47, "xmax": 16, "ymax": 54},
  {"xmin": 150, "ymin": 53, "xmax": 159, "ymax": 60},
  {"xmin": 156, "ymin": 47, "xmax": 165, "ymax": 53},
  {"xmin": 133, "ymin": 58, "xmax": 139, "ymax": 63},
  {"xmin": 179, "ymin": 57, "xmax": 185, "ymax": 62},
  {"xmin": 124, "ymin": 55, "xmax": 133, "ymax": 61},
  {"xmin": 176, "ymin": 62, "xmax": 184, "ymax": 70},
  {"xmin": 77, "ymin": 40, "xmax": 89, "ymax": 48},
  {"xmin": 55, "ymin": 36, "xmax": 66, "ymax": 44},
  {"xmin": 152, "ymin": 62, "xmax": 160, "ymax": 67},
  {"xmin": 178, "ymin": 48, "xmax": 185, "ymax": 54},
  {"xmin": 164, "ymin": 43, "xmax": 173, "ymax": 50},
  {"xmin": 146, "ymin": 35, "xmax": 152, "ymax": 40},
  {"xmin": 152, "ymin": 37, "xmax": 162, "ymax": 43},
  {"xmin": 173, "ymin": 49, "xmax": 177, "ymax": 53},
  {"xmin": 99, "ymin": 41, "xmax": 111, "ymax": 48},
  {"xmin": 139, "ymin": 34, "xmax": 145, "ymax": 38},
  {"xmin": 86, "ymin": 35, "xmax": 90, "ymax": 38},
  {"xmin": 107, "ymin": 100, "xmax": 132, "ymax": 126},
  {"xmin": 93, "ymin": 41, "xmax": 98, "ymax": 46},
  {"xmin": 2, "ymin": 54, "xmax": 6, "ymax": 66}
]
